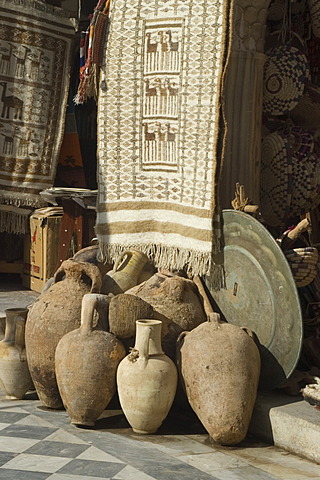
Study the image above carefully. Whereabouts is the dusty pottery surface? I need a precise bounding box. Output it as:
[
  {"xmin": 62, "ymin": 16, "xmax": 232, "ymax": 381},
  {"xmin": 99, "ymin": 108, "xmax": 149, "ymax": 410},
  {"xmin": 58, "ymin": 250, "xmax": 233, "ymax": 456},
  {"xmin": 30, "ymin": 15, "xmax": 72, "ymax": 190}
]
[
  {"xmin": 73, "ymin": 245, "xmax": 113, "ymax": 277},
  {"xmin": 126, "ymin": 273, "xmax": 207, "ymax": 359},
  {"xmin": 108, "ymin": 293, "xmax": 154, "ymax": 338},
  {"xmin": 55, "ymin": 293, "xmax": 126, "ymax": 426},
  {"xmin": 102, "ymin": 249, "xmax": 150, "ymax": 295},
  {"xmin": 177, "ymin": 312, "xmax": 261, "ymax": 445},
  {"xmin": 25, "ymin": 259, "xmax": 102, "ymax": 409},
  {"xmin": 117, "ymin": 319, "xmax": 178, "ymax": 434},
  {"xmin": 0, "ymin": 308, "xmax": 33, "ymax": 399}
]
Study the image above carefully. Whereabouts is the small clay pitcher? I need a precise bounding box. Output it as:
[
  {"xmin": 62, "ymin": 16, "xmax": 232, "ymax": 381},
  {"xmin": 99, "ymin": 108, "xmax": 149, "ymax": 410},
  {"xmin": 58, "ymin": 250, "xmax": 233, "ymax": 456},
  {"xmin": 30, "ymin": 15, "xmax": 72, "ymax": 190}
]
[
  {"xmin": 177, "ymin": 312, "xmax": 261, "ymax": 445},
  {"xmin": 102, "ymin": 249, "xmax": 149, "ymax": 295},
  {"xmin": 55, "ymin": 293, "xmax": 126, "ymax": 426},
  {"xmin": 25, "ymin": 259, "xmax": 102, "ymax": 409},
  {"xmin": 0, "ymin": 308, "xmax": 33, "ymax": 399},
  {"xmin": 117, "ymin": 319, "xmax": 178, "ymax": 434}
]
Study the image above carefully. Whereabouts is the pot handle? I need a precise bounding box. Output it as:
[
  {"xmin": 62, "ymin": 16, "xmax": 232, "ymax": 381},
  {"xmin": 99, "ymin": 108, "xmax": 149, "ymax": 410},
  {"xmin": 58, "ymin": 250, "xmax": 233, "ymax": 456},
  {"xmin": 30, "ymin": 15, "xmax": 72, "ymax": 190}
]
[
  {"xmin": 80, "ymin": 293, "xmax": 108, "ymax": 335},
  {"xmin": 53, "ymin": 259, "xmax": 102, "ymax": 293},
  {"xmin": 112, "ymin": 251, "xmax": 132, "ymax": 272},
  {"xmin": 207, "ymin": 312, "xmax": 221, "ymax": 329}
]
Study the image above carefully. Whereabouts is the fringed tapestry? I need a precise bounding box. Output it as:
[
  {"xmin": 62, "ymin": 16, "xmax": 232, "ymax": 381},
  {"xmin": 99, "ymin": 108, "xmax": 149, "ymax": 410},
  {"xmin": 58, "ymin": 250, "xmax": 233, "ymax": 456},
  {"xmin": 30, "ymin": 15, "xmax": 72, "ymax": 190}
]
[
  {"xmin": 0, "ymin": 0, "xmax": 76, "ymax": 233},
  {"xmin": 96, "ymin": 0, "xmax": 229, "ymax": 277}
]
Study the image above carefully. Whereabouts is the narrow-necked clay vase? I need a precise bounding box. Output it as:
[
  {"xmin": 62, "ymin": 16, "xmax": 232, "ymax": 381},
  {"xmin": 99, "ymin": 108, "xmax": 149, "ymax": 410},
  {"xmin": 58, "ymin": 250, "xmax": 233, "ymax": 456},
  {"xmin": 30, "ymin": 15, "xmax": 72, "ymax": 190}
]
[
  {"xmin": 177, "ymin": 312, "xmax": 261, "ymax": 445},
  {"xmin": 117, "ymin": 319, "xmax": 178, "ymax": 434},
  {"xmin": 102, "ymin": 249, "xmax": 149, "ymax": 295},
  {"xmin": 55, "ymin": 293, "xmax": 126, "ymax": 426},
  {"xmin": 0, "ymin": 308, "xmax": 33, "ymax": 399},
  {"xmin": 25, "ymin": 259, "xmax": 102, "ymax": 409}
]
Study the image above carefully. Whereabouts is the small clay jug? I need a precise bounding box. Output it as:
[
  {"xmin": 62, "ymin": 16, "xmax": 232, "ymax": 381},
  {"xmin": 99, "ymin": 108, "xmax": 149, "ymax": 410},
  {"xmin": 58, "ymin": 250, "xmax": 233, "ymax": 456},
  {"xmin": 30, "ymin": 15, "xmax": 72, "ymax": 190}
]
[
  {"xmin": 25, "ymin": 259, "xmax": 102, "ymax": 409},
  {"xmin": 177, "ymin": 313, "xmax": 261, "ymax": 445},
  {"xmin": 0, "ymin": 308, "xmax": 33, "ymax": 399},
  {"xmin": 55, "ymin": 293, "xmax": 126, "ymax": 426},
  {"xmin": 117, "ymin": 319, "xmax": 178, "ymax": 434},
  {"xmin": 102, "ymin": 249, "xmax": 149, "ymax": 295}
]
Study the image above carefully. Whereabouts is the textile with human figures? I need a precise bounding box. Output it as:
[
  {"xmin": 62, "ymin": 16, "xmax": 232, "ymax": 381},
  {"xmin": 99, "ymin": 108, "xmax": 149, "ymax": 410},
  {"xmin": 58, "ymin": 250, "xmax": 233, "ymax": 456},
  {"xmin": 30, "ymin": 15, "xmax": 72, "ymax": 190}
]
[
  {"xmin": 0, "ymin": 0, "xmax": 75, "ymax": 233},
  {"xmin": 96, "ymin": 0, "xmax": 229, "ymax": 277}
]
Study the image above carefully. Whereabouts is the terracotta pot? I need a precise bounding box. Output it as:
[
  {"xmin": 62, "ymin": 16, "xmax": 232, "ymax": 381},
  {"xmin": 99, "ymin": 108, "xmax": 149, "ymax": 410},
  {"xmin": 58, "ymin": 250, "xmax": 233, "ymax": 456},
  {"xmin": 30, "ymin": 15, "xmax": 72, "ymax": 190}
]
[
  {"xmin": 55, "ymin": 293, "xmax": 126, "ymax": 426},
  {"xmin": 117, "ymin": 319, "xmax": 178, "ymax": 434},
  {"xmin": 102, "ymin": 249, "xmax": 149, "ymax": 295},
  {"xmin": 25, "ymin": 259, "xmax": 102, "ymax": 409},
  {"xmin": 0, "ymin": 308, "xmax": 33, "ymax": 399},
  {"xmin": 177, "ymin": 313, "xmax": 261, "ymax": 445},
  {"xmin": 126, "ymin": 273, "xmax": 207, "ymax": 359}
]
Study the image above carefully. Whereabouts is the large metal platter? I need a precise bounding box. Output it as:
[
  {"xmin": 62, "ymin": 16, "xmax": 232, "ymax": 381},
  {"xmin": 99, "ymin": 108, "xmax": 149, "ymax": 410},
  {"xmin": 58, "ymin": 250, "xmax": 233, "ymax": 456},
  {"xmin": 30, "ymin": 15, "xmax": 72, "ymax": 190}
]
[{"xmin": 205, "ymin": 209, "xmax": 303, "ymax": 390}]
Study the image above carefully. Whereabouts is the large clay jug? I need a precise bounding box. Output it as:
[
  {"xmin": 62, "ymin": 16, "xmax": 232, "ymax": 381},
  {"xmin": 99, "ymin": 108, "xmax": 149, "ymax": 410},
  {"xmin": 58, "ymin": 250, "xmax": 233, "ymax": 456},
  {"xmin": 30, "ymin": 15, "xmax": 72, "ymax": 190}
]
[
  {"xmin": 102, "ymin": 249, "xmax": 149, "ymax": 295},
  {"xmin": 117, "ymin": 319, "xmax": 178, "ymax": 434},
  {"xmin": 126, "ymin": 273, "xmax": 207, "ymax": 359},
  {"xmin": 55, "ymin": 293, "xmax": 126, "ymax": 426},
  {"xmin": 177, "ymin": 312, "xmax": 261, "ymax": 445},
  {"xmin": 0, "ymin": 308, "xmax": 33, "ymax": 399},
  {"xmin": 25, "ymin": 259, "xmax": 102, "ymax": 409}
]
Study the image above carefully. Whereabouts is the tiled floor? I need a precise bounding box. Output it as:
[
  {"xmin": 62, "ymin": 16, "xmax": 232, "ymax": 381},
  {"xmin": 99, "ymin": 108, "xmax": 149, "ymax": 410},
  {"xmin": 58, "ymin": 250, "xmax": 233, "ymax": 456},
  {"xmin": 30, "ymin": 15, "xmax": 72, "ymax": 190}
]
[
  {"xmin": 0, "ymin": 276, "xmax": 319, "ymax": 479},
  {"xmin": 0, "ymin": 390, "xmax": 319, "ymax": 480}
]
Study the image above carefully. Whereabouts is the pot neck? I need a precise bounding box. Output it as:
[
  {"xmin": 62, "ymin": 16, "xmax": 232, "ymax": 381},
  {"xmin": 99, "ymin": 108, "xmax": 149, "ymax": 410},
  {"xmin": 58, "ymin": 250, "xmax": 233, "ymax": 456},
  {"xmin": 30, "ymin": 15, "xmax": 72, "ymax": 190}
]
[
  {"xmin": 4, "ymin": 308, "xmax": 28, "ymax": 344},
  {"xmin": 134, "ymin": 319, "xmax": 164, "ymax": 357}
]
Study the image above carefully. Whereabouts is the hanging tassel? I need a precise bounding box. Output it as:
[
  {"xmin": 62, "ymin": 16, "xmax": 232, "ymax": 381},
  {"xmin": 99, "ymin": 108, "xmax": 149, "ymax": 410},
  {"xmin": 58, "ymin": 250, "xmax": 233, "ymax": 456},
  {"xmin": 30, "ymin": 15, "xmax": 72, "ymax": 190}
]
[{"xmin": 74, "ymin": 0, "xmax": 110, "ymax": 105}]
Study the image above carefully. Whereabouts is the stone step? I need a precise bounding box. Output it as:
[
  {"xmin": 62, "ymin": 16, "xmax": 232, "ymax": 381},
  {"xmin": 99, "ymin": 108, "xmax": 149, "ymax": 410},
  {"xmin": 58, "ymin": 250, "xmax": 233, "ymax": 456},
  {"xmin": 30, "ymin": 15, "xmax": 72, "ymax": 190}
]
[{"xmin": 249, "ymin": 391, "xmax": 320, "ymax": 464}]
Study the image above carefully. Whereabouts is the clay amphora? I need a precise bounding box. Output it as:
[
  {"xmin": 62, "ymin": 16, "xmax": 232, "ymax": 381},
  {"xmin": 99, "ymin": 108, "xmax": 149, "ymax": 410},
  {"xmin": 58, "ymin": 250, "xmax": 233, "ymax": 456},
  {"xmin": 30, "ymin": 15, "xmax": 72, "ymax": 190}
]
[
  {"xmin": 102, "ymin": 249, "xmax": 149, "ymax": 295},
  {"xmin": 55, "ymin": 293, "xmax": 126, "ymax": 426},
  {"xmin": 0, "ymin": 308, "xmax": 33, "ymax": 399},
  {"xmin": 117, "ymin": 319, "xmax": 178, "ymax": 434},
  {"xmin": 25, "ymin": 259, "xmax": 102, "ymax": 409},
  {"xmin": 126, "ymin": 273, "xmax": 207, "ymax": 359},
  {"xmin": 177, "ymin": 313, "xmax": 261, "ymax": 445}
]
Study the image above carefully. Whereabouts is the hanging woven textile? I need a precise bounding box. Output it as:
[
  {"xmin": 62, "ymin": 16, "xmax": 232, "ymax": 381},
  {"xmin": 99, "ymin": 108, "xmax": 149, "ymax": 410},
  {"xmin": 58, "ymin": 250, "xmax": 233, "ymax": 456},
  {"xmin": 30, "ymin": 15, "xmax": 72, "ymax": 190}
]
[
  {"xmin": 95, "ymin": 0, "xmax": 229, "ymax": 277},
  {"xmin": 74, "ymin": 0, "xmax": 110, "ymax": 105},
  {"xmin": 0, "ymin": 0, "xmax": 76, "ymax": 233}
]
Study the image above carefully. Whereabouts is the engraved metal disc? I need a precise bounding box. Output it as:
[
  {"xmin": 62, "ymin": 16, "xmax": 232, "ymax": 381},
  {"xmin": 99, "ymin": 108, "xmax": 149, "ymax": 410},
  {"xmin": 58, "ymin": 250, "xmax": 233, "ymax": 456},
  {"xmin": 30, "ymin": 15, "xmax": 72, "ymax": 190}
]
[{"xmin": 206, "ymin": 209, "xmax": 303, "ymax": 390}]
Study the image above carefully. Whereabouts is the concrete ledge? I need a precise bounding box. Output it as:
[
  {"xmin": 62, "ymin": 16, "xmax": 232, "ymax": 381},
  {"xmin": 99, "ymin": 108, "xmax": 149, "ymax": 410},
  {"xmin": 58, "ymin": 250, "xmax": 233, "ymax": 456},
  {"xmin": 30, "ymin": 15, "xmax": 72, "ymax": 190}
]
[{"xmin": 249, "ymin": 391, "xmax": 320, "ymax": 463}]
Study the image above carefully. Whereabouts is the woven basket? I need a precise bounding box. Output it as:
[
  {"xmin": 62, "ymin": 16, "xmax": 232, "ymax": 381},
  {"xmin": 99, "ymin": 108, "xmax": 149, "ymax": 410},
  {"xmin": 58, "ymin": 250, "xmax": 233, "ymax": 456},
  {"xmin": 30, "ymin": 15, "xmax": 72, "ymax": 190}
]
[
  {"xmin": 267, "ymin": 0, "xmax": 286, "ymax": 22},
  {"xmin": 263, "ymin": 45, "xmax": 309, "ymax": 116},
  {"xmin": 308, "ymin": 0, "xmax": 320, "ymax": 38},
  {"xmin": 260, "ymin": 132, "xmax": 292, "ymax": 226},
  {"xmin": 285, "ymin": 246, "xmax": 319, "ymax": 287},
  {"xmin": 291, "ymin": 84, "xmax": 320, "ymax": 129}
]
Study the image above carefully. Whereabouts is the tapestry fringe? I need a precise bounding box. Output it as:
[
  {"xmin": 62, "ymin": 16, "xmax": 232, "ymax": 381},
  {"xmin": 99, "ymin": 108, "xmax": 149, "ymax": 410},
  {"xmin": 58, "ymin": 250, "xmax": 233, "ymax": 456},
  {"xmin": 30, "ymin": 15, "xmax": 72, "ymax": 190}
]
[
  {"xmin": 0, "ymin": 210, "xmax": 31, "ymax": 235},
  {"xmin": 98, "ymin": 242, "xmax": 219, "ymax": 278},
  {"xmin": 3, "ymin": 0, "xmax": 78, "ymax": 19}
]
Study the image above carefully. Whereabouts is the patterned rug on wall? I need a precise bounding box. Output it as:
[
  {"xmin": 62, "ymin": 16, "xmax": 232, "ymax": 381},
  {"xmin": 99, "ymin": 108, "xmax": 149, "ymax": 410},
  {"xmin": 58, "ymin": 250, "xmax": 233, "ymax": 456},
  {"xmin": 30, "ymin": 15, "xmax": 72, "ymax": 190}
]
[
  {"xmin": 96, "ymin": 0, "xmax": 230, "ymax": 277},
  {"xmin": 0, "ymin": 0, "xmax": 76, "ymax": 234}
]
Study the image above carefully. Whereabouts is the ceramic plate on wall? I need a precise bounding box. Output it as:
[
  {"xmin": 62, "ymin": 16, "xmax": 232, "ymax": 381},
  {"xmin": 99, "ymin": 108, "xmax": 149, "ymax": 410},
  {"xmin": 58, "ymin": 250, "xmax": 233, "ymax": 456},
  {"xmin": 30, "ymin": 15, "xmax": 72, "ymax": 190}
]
[{"xmin": 205, "ymin": 209, "xmax": 303, "ymax": 390}]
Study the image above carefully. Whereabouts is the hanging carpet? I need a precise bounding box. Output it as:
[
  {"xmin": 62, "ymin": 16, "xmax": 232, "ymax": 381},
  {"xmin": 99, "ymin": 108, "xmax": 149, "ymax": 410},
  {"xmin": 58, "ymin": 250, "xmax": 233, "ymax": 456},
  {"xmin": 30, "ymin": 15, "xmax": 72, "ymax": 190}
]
[
  {"xmin": 0, "ymin": 0, "xmax": 76, "ymax": 233},
  {"xmin": 96, "ymin": 0, "xmax": 229, "ymax": 276}
]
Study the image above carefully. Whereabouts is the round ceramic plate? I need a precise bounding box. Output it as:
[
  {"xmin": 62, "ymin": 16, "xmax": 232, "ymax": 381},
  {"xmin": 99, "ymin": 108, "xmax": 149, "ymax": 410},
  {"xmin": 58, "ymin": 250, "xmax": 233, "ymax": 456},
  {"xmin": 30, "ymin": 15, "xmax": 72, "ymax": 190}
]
[{"xmin": 205, "ymin": 210, "xmax": 303, "ymax": 390}]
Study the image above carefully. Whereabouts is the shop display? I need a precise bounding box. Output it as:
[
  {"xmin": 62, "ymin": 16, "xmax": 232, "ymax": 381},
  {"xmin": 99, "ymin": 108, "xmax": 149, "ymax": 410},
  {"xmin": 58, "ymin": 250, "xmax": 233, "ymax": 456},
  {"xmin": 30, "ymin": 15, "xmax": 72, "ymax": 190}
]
[
  {"xmin": 117, "ymin": 319, "xmax": 178, "ymax": 434},
  {"xmin": 0, "ymin": 308, "xmax": 33, "ymax": 399},
  {"xmin": 25, "ymin": 259, "xmax": 102, "ymax": 409},
  {"xmin": 0, "ymin": 0, "xmax": 76, "ymax": 234},
  {"xmin": 177, "ymin": 313, "xmax": 261, "ymax": 445},
  {"xmin": 102, "ymin": 249, "xmax": 150, "ymax": 295},
  {"xmin": 95, "ymin": 0, "xmax": 229, "ymax": 279},
  {"xmin": 55, "ymin": 293, "xmax": 126, "ymax": 426},
  {"xmin": 206, "ymin": 209, "xmax": 303, "ymax": 390}
]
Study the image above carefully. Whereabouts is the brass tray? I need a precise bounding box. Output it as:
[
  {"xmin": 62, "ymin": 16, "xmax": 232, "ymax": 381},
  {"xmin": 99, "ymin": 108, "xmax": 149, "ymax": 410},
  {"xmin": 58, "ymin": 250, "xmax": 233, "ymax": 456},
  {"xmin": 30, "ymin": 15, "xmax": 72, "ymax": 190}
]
[{"xmin": 206, "ymin": 209, "xmax": 303, "ymax": 390}]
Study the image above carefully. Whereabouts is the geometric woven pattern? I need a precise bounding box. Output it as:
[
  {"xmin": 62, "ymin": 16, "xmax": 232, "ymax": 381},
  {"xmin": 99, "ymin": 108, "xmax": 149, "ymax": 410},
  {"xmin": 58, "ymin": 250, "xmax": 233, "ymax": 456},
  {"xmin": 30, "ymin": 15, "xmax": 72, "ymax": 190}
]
[
  {"xmin": 96, "ymin": 0, "xmax": 228, "ymax": 275},
  {"xmin": 261, "ymin": 127, "xmax": 320, "ymax": 227},
  {"xmin": 0, "ymin": 0, "xmax": 75, "ymax": 212},
  {"xmin": 260, "ymin": 131, "xmax": 293, "ymax": 227},
  {"xmin": 263, "ymin": 45, "xmax": 309, "ymax": 116}
]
